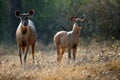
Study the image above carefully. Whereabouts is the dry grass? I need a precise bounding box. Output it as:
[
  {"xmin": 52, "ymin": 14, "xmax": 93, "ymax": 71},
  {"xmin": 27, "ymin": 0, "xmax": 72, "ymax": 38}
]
[{"xmin": 0, "ymin": 41, "xmax": 120, "ymax": 80}]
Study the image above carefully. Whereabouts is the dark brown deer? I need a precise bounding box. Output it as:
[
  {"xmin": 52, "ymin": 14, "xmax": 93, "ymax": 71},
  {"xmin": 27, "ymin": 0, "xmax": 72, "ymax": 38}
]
[
  {"xmin": 54, "ymin": 16, "xmax": 85, "ymax": 63},
  {"xmin": 15, "ymin": 9, "xmax": 36, "ymax": 67}
]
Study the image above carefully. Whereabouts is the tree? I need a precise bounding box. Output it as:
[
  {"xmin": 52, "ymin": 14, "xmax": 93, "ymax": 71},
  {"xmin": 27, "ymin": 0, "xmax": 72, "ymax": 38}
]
[
  {"xmin": 8, "ymin": 0, "xmax": 22, "ymax": 40},
  {"xmin": 81, "ymin": 0, "xmax": 120, "ymax": 40},
  {"xmin": 0, "ymin": 1, "xmax": 1, "ymax": 23}
]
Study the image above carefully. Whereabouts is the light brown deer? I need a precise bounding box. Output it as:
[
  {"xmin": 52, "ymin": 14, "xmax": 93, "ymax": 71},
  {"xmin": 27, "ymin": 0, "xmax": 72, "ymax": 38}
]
[
  {"xmin": 15, "ymin": 9, "xmax": 36, "ymax": 67},
  {"xmin": 54, "ymin": 16, "xmax": 85, "ymax": 63}
]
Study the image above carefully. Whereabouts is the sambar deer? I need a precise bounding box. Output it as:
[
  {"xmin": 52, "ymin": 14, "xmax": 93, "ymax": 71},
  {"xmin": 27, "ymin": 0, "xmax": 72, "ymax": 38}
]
[
  {"xmin": 15, "ymin": 9, "xmax": 36, "ymax": 67},
  {"xmin": 54, "ymin": 15, "xmax": 85, "ymax": 63}
]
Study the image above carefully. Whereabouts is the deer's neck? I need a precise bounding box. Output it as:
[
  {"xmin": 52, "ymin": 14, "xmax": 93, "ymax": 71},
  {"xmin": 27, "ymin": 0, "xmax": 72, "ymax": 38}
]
[
  {"xmin": 72, "ymin": 24, "xmax": 81, "ymax": 37},
  {"xmin": 20, "ymin": 23, "xmax": 29, "ymax": 35}
]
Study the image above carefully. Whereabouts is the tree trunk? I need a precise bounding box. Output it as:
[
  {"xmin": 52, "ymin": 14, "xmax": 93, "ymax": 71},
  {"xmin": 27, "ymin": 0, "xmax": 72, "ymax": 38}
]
[
  {"xmin": 0, "ymin": 1, "xmax": 1, "ymax": 23},
  {"xmin": 9, "ymin": 0, "xmax": 22, "ymax": 41}
]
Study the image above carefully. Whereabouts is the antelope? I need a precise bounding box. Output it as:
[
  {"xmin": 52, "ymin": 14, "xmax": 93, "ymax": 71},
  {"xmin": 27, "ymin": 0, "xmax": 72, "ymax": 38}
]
[
  {"xmin": 54, "ymin": 16, "xmax": 85, "ymax": 63},
  {"xmin": 15, "ymin": 9, "xmax": 36, "ymax": 67}
]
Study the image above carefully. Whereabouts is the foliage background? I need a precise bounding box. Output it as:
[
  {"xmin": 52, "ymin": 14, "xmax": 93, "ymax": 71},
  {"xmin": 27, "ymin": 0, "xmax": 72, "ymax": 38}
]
[
  {"xmin": 0, "ymin": 0, "xmax": 120, "ymax": 44},
  {"xmin": 0, "ymin": 1, "xmax": 120, "ymax": 80}
]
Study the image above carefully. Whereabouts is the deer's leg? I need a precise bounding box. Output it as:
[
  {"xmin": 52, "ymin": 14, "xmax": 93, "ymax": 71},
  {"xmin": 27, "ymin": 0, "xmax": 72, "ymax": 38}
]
[
  {"xmin": 61, "ymin": 48, "xmax": 65, "ymax": 56},
  {"xmin": 23, "ymin": 46, "xmax": 29, "ymax": 67},
  {"xmin": 68, "ymin": 48, "xmax": 71, "ymax": 64},
  {"xmin": 57, "ymin": 46, "xmax": 61, "ymax": 62},
  {"xmin": 18, "ymin": 47, "xmax": 22, "ymax": 65},
  {"xmin": 73, "ymin": 46, "xmax": 77, "ymax": 62},
  {"xmin": 59, "ymin": 48, "xmax": 65, "ymax": 62},
  {"xmin": 32, "ymin": 43, "xmax": 35, "ymax": 64}
]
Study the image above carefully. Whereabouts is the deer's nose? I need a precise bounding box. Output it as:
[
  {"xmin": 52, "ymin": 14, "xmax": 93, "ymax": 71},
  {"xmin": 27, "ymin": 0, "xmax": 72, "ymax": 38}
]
[
  {"xmin": 78, "ymin": 24, "xmax": 81, "ymax": 26},
  {"xmin": 24, "ymin": 22, "xmax": 28, "ymax": 26}
]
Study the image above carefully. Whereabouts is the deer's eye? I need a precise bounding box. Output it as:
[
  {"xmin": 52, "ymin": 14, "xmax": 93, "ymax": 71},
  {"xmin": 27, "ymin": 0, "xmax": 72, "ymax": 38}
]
[
  {"xmin": 25, "ymin": 17, "xmax": 28, "ymax": 20},
  {"xmin": 21, "ymin": 15, "xmax": 28, "ymax": 20},
  {"xmin": 75, "ymin": 20, "xmax": 82, "ymax": 26},
  {"xmin": 76, "ymin": 20, "xmax": 80, "ymax": 24},
  {"xmin": 23, "ymin": 16, "xmax": 28, "ymax": 20}
]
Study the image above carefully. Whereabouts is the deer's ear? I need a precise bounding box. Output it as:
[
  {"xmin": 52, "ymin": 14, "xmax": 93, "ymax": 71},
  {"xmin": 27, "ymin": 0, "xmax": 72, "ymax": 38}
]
[
  {"xmin": 15, "ymin": 10, "xmax": 20, "ymax": 17},
  {"xmin": 28, "ymin": 9, "xmax": 35, "ymax": 16},
  {"xmin": 80, "ymin": 15, "xmax": 85, "ymax": 22},
  {"xmin": 70, "ymin": 16, "xmax": 75, "ymax": 21}
]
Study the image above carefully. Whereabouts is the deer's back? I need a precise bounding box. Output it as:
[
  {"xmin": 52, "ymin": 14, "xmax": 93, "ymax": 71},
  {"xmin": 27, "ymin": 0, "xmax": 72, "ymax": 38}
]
[{"xmin": 54, "ymin": 31, "xmax": 68, "ymax": 48}]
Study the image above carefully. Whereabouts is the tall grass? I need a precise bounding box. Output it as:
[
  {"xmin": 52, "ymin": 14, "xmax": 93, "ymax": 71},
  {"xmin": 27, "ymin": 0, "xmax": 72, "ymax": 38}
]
[{"xmin": 0, "ymin": 41, "xmax": 120, "ymax": 80}]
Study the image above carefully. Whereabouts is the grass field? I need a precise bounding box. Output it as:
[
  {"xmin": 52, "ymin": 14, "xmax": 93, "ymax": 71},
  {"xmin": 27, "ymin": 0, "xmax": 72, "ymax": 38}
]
[{"xmin": 0, "ymin": 41, "xmax": 120, "ymax": 80}]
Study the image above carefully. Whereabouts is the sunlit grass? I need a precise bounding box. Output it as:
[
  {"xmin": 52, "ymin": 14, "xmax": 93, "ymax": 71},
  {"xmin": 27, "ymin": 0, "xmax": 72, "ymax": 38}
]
[{"xmin": 0, "ymin": 41, "xmax": 120, "ymax": 80}]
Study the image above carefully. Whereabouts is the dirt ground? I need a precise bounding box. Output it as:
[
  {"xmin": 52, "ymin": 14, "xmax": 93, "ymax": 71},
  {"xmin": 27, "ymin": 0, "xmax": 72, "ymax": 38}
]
[{"xmin": 0, "ymin": 41, "xmax": 120, "ymax": 80}]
